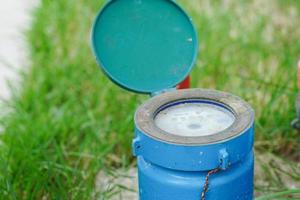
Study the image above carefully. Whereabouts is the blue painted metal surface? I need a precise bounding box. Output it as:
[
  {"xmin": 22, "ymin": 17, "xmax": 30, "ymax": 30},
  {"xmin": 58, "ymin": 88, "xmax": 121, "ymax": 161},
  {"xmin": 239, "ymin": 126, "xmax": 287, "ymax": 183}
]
[
  {"xmin": 133, "ymin": 125, "xmax": 254, "ymax": 171},
  {"xmin": 138, "ymin": 153, "xmax": 253, "ymax": 200},
  {"xmin": 134, "ymin": 123, "xmax": 255, "ymax": 200},
  {"xmin": 91, "ymin": 0, "xmax": 198, "ymax": 94}
]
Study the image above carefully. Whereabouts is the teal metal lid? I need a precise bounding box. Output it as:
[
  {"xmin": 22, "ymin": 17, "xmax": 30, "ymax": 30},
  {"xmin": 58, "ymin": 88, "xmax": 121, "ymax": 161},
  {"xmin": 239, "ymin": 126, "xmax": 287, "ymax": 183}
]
[{"xmin": 92, "ymin": 0, "xmax": 198, "ymax": 94}]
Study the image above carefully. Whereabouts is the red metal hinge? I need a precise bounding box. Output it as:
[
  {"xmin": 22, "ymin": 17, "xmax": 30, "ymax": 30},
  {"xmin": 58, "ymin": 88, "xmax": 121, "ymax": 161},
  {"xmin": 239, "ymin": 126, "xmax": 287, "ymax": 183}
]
[{"xmin": 177, "ymin": 76, "xmax": 190, "ymax": 89}]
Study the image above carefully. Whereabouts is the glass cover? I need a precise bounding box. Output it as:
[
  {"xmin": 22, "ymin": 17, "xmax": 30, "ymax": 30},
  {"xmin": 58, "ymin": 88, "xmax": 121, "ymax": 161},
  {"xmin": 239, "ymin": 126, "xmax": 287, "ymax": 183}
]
[{"xmin": 154, "ymin": 102, "xmax": 235, "ymax": 137}]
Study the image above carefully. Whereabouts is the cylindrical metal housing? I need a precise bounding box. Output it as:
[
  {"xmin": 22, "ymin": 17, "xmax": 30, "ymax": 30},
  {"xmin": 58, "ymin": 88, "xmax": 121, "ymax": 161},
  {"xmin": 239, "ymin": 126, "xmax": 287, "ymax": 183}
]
[{"xmin": 133, "ymin": 89, "xmax": 255, "ymax": 200}]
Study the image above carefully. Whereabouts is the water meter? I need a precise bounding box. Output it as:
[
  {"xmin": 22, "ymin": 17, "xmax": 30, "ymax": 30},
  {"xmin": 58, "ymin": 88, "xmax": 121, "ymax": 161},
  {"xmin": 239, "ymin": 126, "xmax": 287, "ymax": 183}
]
[{"xmin": 91, "ymin": 0, "xmax": 255, "ymax": 199}]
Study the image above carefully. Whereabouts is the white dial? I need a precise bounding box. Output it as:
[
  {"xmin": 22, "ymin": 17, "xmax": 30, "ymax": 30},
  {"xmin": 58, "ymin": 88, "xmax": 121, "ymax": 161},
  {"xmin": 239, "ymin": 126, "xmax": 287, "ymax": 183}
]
[{"xmin": 154, "ymin": 102, "xmax": 235, "ymax": 137}]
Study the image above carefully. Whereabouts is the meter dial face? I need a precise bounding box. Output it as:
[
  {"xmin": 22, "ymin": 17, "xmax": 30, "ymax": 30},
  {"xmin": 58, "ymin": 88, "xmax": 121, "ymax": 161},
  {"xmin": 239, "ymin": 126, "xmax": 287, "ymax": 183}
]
[{"xmin": 154, "ymin": 102, "xmax": 235, "ymax": 137}]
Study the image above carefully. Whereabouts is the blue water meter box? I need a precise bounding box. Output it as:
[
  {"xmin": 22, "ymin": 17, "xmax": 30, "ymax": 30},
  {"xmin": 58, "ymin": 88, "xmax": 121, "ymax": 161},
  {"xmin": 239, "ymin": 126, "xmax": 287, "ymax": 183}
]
[{"xmin": 91, "ymin": 0, "xmax": 255, "ymax": 200}]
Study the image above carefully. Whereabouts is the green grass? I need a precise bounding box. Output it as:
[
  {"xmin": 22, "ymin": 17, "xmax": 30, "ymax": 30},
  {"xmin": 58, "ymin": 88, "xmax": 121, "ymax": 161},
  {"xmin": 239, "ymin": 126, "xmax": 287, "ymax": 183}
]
[
  {"xmin": 0, "ymin": 0, "xmax": 300, "ymax": 199},
  {"xmin": 256, "ymin": 189, "xmax": 300, "ymax": 200}
]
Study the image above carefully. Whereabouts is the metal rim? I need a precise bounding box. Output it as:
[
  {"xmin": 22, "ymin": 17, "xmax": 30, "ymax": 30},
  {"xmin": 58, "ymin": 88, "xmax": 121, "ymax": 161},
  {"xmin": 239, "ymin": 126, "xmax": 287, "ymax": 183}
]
[{"xmin": 135, "ymin": 89, "xmax": 255, "ymax": 145}]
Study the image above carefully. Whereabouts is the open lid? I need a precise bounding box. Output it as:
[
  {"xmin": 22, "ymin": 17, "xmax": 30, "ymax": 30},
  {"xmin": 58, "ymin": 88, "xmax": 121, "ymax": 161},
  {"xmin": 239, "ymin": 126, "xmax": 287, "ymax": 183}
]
[{"xmin": 91, "ymin": 0, "xmax": 198, "ymax": 94}]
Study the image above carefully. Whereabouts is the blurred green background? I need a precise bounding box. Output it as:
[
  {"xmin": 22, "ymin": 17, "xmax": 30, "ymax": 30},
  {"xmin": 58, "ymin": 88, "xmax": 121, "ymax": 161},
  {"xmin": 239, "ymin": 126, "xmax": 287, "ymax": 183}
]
[{"xmin": 0, "ymin": 0, "xmax": 299, "ymax": 199}]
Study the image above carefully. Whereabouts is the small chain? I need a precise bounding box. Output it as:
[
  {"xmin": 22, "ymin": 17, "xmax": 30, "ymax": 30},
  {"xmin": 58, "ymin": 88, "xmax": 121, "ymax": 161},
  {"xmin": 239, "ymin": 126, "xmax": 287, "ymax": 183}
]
[{"xmin": 200, "ymin": 168, "xmax": 220, "ymax": 200}]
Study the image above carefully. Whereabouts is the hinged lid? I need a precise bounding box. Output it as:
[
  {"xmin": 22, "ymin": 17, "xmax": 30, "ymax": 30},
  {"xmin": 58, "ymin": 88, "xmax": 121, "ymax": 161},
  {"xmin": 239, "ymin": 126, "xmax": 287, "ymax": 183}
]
[{"xmin": 91, "ymin": 0, "xmax": 198, "ymax": 94}]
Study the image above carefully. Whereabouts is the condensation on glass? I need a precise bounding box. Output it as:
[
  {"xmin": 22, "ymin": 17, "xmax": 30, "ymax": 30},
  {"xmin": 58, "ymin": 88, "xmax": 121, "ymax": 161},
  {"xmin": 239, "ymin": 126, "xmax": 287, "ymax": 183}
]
[{"xmin": 154, "ymin": 102, "xmax": 235, "ymax": 137}]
